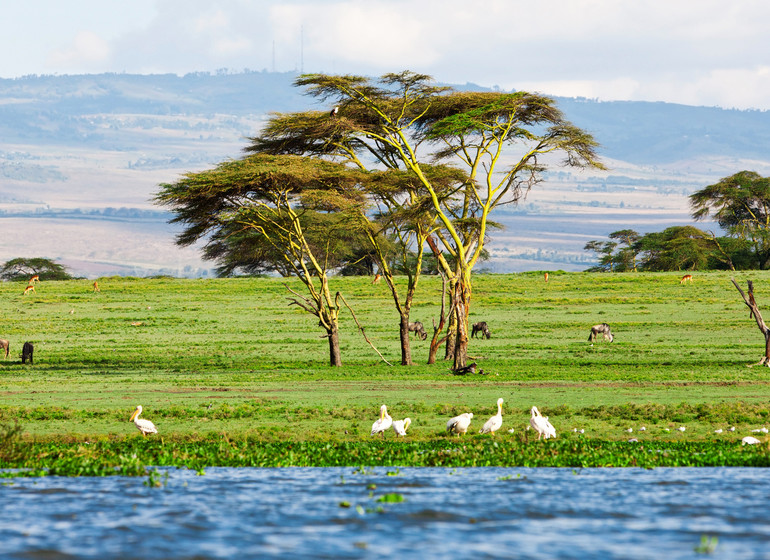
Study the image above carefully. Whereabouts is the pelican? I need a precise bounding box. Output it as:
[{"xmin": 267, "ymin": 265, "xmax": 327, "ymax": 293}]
[
  {"xmin": 446, "ymin": 412, "xmax": 473, "ymax": 435},
  {"xmin": 479, "ymin": 398, "xmax": 504, "ymax": 434},
  {"xmin": 742, "ymin": 436, "xmax": 761, "ymax": 445},
  {"xmin": 129, "ymin": 405, "xmax": 158, "ymax": 436},
  {"xmin": 529, "ymin": 406, "xmax": 556, "ymax": 440},
  {"xmin": 392, "ymin": 418, "xmax": 411, "ymax": 436},
  {"xmin": 370, "ymin": 404, "xmax": 392, "ymax": 436}
]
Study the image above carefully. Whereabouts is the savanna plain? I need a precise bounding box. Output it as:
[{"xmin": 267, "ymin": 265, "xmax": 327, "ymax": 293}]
[{"xmin": 2, "ymin": 271, "xmax": 770, "ymax": 475}]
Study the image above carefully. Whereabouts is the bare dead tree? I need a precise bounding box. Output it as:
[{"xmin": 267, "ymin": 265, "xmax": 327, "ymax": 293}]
[{"xmin": 731, "ymin": 278, "xmax": 770, "ymax": 366}]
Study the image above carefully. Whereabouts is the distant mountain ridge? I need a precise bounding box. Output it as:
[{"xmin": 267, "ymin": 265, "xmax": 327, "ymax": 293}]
[
  {"xmin": 1, "ymin": 71, "xmax": 769, "ymax": 277},
  {"xmin": 2, "ymin": 71, "xmax": 769, "ymax": 165}
]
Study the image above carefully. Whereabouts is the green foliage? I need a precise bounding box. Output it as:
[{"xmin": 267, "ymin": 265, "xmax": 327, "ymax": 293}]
[
  {"xmin": 0, "ymin": 257, "xmax": 74, "ymax": 281},
  {"xmin": 0, "ymin": 273, "xmax": 769, "ymax": 474}
]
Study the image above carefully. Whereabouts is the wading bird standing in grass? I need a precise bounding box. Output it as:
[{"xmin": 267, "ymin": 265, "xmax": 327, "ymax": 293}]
[
  {"xmin": 370, "ymin": 404, "xmax": 392, "ymax": 436},
  {"xmin": 479, "ymin": 398, "xmax": 504, "ymax": 434},
  {"xmin": 530, "ymin": 406, "xmax": 557, "ymax": 440},
  {"xmin": 392, "ymin": 418, "xmax": 411, "ymax": 436},
  {"xmin": 446, "ymin": 413, "xmax": 473, "ymax": 435},
  {"xmin": 130, "ymin": 405, "xmax": 158, "ymax": 436}
]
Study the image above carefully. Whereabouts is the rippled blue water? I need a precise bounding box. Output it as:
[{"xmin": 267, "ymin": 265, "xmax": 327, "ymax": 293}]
[{"xmin": 0, "ymin": 467, "xmax": 768, "ymax": 559}]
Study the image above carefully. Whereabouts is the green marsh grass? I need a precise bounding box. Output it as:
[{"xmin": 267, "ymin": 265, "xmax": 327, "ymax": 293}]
[{"xmin": 2, "ymin": 271, "xmax": 770, "ymax": 472}]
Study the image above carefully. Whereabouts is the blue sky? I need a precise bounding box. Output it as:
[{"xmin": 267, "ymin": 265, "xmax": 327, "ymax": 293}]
[{"xmin": 3, "ymin": 0, "xmax": 770, "ymax": 110}]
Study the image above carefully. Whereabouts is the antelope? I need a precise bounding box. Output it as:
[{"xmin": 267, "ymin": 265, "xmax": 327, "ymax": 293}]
[
  {"xmin": 93, "ymin": 280, "xmax": 100, "ymax": 292},
  {"xmin": 588, "ymin": 323, "xmax": 614, "ymax": 343},
  {"xmin": 372, "ymin": 273, "xmax": 381, "ymax": 284},
  {"xmin": 0, "ymin": 339, "xmax": 9, "ymax": 358},
  {"xmin": 23, "ymin": 285, "xmax": 35, "ymax": 295},
  {"xmin": 29, "ymin": 275, "xmax": 40, "ymax": 283},
  {"xmin": 680, "ymin": 274, "xmax": 693, "ymax": 284},
  {"xmin": 544, "ymin": 272, "xmax": 549, "ymax": 283}
]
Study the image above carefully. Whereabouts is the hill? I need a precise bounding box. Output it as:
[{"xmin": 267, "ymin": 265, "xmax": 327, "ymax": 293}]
[{"xmin": 1, "ymin": 71, "xmax": 769, "ymax": 277}]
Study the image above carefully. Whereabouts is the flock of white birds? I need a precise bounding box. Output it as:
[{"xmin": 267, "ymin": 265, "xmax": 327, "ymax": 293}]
[
  {"xmin": 129, "ymin": 400, "xmax": 766, "ymax": 446},
  {"xmin": 369, "ymin": 400, "xmax": 557, "ymax": 440}
]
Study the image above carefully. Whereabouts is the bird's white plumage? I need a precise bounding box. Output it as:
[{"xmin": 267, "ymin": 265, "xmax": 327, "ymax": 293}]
[
  {"xmin": 130, "ymin": 405, "xmax": 158, "ymax": 436},
  {"xmin": 480, "ymin": 398, "xmax": 504, "ymax": 434},
  {"xmin": 743, "ymin": 436, "xmax": 761, "ymax": 445},
  {"xmin": 371, "ymin": 404, "xmax": 392, "ymax": 436},
  {"xmin": 529, "ymin": 406, "xmax": 556, "ymax": 440},
  {"xmin": 446, "ymin": 412, "xmax": 473, "ymax": 435},
  {"xmin": 392, "ymin": 418, "xmax": 411, "ymax": 436}
]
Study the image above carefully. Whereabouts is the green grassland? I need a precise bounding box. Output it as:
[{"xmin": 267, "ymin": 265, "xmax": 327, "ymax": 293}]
[{"xmin": 2, "ymin": 270, "xmax": 770, "ymax": 471}]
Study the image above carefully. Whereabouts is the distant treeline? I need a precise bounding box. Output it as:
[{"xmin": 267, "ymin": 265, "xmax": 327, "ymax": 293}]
[{"xmin": 0, "ymin": 207, "xmax": 171, "ymax": 221}]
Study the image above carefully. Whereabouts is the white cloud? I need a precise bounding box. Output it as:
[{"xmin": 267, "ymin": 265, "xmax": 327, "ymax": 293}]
[
  {"xmin": 4, "ymin": 0, "xmax": 770, "ymax": 109},
  {"xmin": 48, "ymin": 31, "xmax": 111, "ymax": 70}
]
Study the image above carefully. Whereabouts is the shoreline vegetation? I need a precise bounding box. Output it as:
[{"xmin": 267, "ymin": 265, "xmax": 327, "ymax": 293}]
[{"xmin": 2, "ymin": 271, "xmax": 770, "ymax": 475}]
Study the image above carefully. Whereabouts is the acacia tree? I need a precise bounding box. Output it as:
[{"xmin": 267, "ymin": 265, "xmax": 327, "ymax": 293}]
[
  {"xmin": 286, "ymin": 72, "xmax": 605, "ymax": 369},
  {"xmin": 247, "ymin": 80, "xmax": 468, "ymax": 366},
  {"xmin": 0, "ymin": 258, "xmax": 73, "ymax": 281},
  {"xmin": 691, "ymin": 171, "xmax": 770, "ymax": 269},
  {"xmin": 156, "ymin": 154, "xmax": 367, "ymax": 366}
]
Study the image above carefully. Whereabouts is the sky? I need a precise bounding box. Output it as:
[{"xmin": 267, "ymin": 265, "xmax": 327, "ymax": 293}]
[{"xmin": 2, "ymin": 0, "xmax": 770, "ymax": 110}]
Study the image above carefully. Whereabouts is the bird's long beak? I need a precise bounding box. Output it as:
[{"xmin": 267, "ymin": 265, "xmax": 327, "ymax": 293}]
[{"xmin": 129, "ymin": 409, "xmax": 139, "ymax": 422}]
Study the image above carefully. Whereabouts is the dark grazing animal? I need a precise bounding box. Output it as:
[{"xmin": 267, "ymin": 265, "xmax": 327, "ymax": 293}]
[
  {"xmin": 21, "ymin": 342, "xmax": 34, "ymax": 364},
  {"xmin": 408, "ymin": 321, "xmax": 428, "ymax": 340},
  {"xmin": 588, "ymin": 323, "xmax": 614, "ymax": 343},
  {"xmin": 0, "ymin": 339, "xmax": 8, "ymax": 358},
  {"xmin": 471, "ymin": 321, "xmax": 491, "ymax": 339}
]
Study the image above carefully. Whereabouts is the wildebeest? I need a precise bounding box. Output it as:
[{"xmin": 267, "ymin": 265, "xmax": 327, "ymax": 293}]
[
  {"xmin": 0, "ymin": 339, "xmax": 8, "ymax": 358},
  {"xmin": 471, "ymin": 321, "xmax": 491, "ymax": 339},
  {"xmin": 408, "ymin": 321, "xmax": 428, "ymax": 340},
  {"xmin": 21, "ymin": 342, "xmax": 34, "ymax": 364},
  {"xmin": 588, "ymin": 323, "xmax": 614, "ymax": 343}
]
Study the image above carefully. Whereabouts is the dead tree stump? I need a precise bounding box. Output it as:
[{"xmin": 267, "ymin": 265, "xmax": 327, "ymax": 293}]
[{"xmin": 731, "ymin": 278, "xmax": 770, "ymax": 366}]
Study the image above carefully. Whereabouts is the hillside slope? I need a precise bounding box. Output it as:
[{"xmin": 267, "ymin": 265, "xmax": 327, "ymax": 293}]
[{"xmin": 1, "ymin": 72, "xmax": 768, "ymax": 277}]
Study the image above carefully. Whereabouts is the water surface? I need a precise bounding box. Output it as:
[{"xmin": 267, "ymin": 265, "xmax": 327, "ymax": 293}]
[{"xmin": 0, "ymin": 467, "xmax": 767, "ymax": 559}]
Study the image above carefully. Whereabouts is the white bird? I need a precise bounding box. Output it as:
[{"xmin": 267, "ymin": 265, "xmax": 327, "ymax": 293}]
[
  {"xmin": 579, "ymin": 429, "xmax": 585, "ymax": 434},
  {"xmin": 370, "ymin": 404, "xmax": 392, "ymax": 436},
  {"xmin": 762, "ymin": 428, "xmax": 768, "ymax": 434},
  {"xmin": 714, "ymin": 428, "xmax": 723, "ymax": 434},
  {"xmin": 392, "ymin": 418, "xmax": 411, "ymax": 437},
  {"xmin": 529, "ymin": 406, "xmax": 556, "ymax": 440},
  {"xmin": 751, "ymin": 428, "xmax": 762, "ymax": 433},
  {"xmin": 742, "ymin": 436, "xmax": 761, "ymax": 445},
  {"xmin": 129, "ymin": 405, "xmax": 158, "ymax": 436},
  {"xmin": 330, "ymin": 106, "xmax": 339, "ymax": 117},
  {"xmin": 729, "ymin": 426, "xmax": 736, "ymax": 432},
  {"xmin": 639, "ymin": 426, "xmax": 646, "ymax": 432},
  {"xmin": 480, "ymin": 398, "xmax": 504, "ymax": 434},
  {"xmin": 678, "ymin": 426, "xmax": 686, "ymax": 432},
  {"xmin": 625, "ymin": 428, "xmax": 634, "ymax": 433},
  {"xmin": 446, "ymin": 412, "xmax": 473, "ymax": 435}
]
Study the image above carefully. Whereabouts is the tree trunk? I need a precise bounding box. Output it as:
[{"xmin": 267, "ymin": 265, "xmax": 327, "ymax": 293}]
[
  {"xmin": 451, "ymin": 277, "xmax": 471, "ymax": 371},
  {"xmin": 444, "ymin": 312, "xmax": 457, "ymax": 361},
  {"xmin": 428, "ymin": 274, "xmax": 449, "ymax": 365},
  {"xmin": 399, "ymin": 313, "xmax": 413, "ymax": 366},
  {"xmin": 328, "ymin": 324, "xmax": 342, "ymax": 367}
]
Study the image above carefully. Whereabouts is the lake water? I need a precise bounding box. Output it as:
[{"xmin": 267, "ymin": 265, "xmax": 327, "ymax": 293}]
[{"xmin": 0, "ymin": 467, "xmax": 767, "ymax": 559}]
